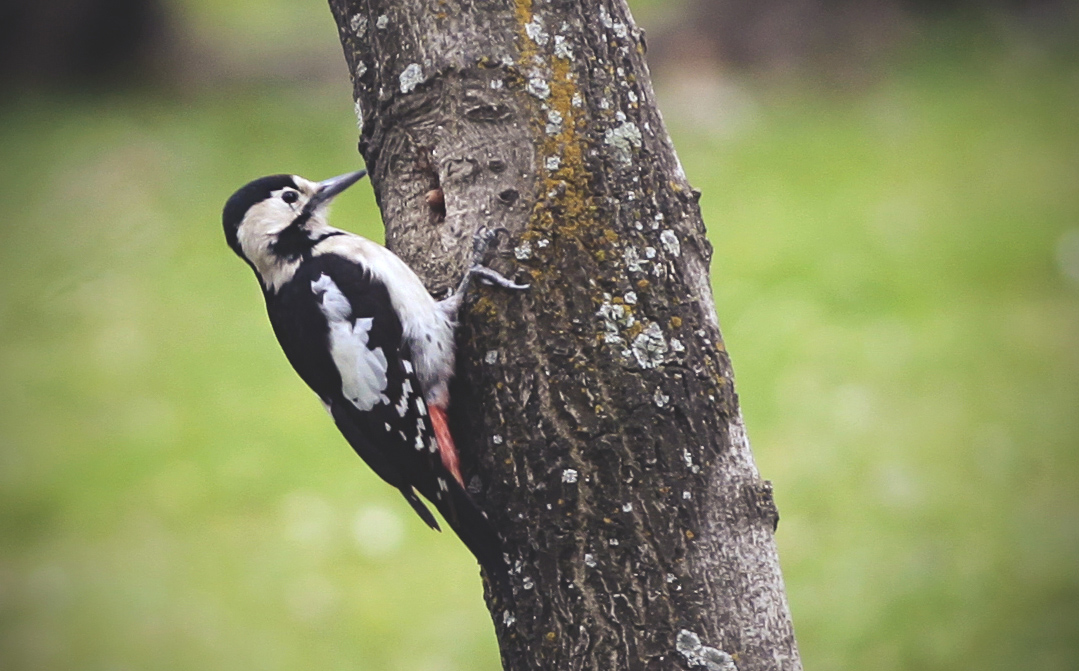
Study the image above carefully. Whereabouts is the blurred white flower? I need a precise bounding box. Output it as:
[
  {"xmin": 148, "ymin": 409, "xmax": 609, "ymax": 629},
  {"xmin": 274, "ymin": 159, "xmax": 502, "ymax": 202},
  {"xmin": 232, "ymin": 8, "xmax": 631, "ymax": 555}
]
[{"xmin": 352, "ymin": 504, "xmax": 404, "ymax": 558}]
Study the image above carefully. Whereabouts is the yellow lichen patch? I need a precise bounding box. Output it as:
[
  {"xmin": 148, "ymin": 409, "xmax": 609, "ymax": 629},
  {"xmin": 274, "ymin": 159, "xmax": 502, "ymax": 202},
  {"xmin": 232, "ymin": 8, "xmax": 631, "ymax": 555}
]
[
  {"xmin": 514, "ymin": 0, "xmax": 596, "ymax": 249},
  {"xmin": 514, "ymin": 0, "xmax": 536, "ymax": 63},
  {"xmin": 543, "ymin": 61, "xmax": 593, "ymax": 244},
  {"xmin": 669, "ymin": 316, "xmax": 682, "ymax": 329},
  {"xmin": 470, "ymin": 296, "xmax": 499, "ymax": 321}
]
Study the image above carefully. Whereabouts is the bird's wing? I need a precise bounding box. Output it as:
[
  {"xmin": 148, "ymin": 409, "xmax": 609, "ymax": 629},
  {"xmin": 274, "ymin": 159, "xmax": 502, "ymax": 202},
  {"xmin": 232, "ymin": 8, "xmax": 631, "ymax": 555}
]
[{"xmin": 268, "ymin": 253, "xmax": 462, "ymax": 527}]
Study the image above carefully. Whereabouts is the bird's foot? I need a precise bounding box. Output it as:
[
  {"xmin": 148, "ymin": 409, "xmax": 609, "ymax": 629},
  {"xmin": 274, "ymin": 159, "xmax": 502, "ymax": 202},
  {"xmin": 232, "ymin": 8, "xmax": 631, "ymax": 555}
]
[
  {"xmin": 440, "ymin": 228, "xmax": 528, "ymax": 314},
  {"xmin": 468, "ymin": 265, "xmax": 530, "ymax": 291},
  {"xmin": 465, "ymin": 227, "xmax": 529, "ymax": 291}
]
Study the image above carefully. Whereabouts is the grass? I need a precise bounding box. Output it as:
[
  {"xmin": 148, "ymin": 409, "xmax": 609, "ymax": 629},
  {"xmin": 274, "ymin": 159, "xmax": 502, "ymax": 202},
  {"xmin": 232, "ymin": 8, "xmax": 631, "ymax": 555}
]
[{"xmin": 1, "ymin": 19, "xmax": 1077, "ymax": 671}]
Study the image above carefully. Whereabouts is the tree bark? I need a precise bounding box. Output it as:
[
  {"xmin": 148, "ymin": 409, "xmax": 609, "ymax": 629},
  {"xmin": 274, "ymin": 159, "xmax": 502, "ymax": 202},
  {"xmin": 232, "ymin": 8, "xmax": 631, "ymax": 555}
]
[{"xmin": 327, "ymin": 1, "xmax": 801, "ymax": 669}]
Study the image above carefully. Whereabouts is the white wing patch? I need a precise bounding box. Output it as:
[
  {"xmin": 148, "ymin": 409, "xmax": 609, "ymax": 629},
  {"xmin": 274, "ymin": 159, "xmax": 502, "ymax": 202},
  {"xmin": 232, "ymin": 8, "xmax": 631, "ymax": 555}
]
[
  {"xmin": 311, "ymin": 274, "xmax": 390, "ymax": 411},
  {"xmin": 312, "ymin": 274, "xmax": 351, "ymax": 320}
]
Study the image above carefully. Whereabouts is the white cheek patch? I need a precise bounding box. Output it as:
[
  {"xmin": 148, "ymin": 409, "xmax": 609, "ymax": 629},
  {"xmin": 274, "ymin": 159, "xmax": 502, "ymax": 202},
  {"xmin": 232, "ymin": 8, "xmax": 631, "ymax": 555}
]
[
  {"xmin": 311, "ymin": 274, "xmax": 390, "ymax": 411},
  {"xmin": 238, "ymin": 200, "xmax": 301, "ymax": 292}
]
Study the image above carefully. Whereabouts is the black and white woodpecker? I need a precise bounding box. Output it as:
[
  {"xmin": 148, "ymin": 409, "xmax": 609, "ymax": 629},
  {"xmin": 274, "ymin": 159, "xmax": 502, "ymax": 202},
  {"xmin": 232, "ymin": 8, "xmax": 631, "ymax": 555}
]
[{"xmin": 222, "ymin": 169, "xmax": 525, "ymax": 577}]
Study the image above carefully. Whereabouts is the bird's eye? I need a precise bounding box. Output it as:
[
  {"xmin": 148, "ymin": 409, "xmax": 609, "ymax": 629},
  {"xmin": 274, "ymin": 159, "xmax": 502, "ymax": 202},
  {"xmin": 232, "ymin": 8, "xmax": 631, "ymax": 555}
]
[{"xmin": 282, "ymin": 190, "xmax": 299, "ymax": 204}]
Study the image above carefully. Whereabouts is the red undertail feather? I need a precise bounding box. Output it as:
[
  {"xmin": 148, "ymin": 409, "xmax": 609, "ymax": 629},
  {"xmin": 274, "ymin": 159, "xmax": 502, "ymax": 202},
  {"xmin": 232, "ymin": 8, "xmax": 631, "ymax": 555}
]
[{"xmin": 428, "ymin": 405, "xmax": 464, "ymax": 487}]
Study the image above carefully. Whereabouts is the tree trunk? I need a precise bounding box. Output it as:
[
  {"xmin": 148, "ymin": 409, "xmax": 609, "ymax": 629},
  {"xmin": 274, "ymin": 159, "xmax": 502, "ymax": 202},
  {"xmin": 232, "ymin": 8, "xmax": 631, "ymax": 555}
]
[{"xmin": 327, "ymin": 1, "xmax": 801, "ymax": 669}]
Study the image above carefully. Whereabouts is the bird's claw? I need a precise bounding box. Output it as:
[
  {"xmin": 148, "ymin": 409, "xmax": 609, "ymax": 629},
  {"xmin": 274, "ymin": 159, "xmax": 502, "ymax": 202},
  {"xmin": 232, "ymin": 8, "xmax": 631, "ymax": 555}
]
[
  {"xmin": 460, "ymin": 228, "xmax": 528, "ymax": 294},
  {"xmin": 469, "ymin": 265, "xmax": 530, "ymax": 291}
]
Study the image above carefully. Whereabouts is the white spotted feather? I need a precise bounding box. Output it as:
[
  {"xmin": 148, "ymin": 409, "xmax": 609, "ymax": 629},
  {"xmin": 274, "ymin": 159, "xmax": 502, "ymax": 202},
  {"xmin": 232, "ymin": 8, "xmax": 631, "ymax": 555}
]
[{"xmin": 311, "ymin": 273, "xmax": 391, "ymax": 411}]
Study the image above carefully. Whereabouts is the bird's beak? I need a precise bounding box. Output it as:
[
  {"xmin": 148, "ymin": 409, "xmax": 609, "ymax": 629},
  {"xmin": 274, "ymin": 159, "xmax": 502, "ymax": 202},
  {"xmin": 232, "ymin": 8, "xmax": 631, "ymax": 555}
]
[{"xmin": 305, "ymin": 169, "xmax": 367, "ymax": 213}]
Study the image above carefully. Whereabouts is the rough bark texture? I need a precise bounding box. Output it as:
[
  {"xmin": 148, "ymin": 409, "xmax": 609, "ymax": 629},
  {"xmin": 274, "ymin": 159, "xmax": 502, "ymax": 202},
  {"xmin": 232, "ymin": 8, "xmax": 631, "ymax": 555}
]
[{"xmin": 327, "ymin": 1, "xmax": 801, "ymax": 670}]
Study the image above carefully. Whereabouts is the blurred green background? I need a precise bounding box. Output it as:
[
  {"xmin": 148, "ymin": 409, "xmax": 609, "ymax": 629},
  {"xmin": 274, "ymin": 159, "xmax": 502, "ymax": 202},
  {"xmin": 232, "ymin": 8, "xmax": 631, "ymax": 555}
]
[{"xmin": 1, "ymin": 1, "xmax": 1077, "ymax": 669}]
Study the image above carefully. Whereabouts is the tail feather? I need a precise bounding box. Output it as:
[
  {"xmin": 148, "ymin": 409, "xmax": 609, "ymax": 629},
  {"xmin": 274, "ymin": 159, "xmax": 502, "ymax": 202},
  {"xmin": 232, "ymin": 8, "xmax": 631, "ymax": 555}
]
[
  {"xmin": 427, "ymin": 406, "xmax": 504, "ymax": 579},
  {"xmin": 401, "ymin": 486, "xmax": 441, "ymax": 532},
  {"xmin": 438, "ymin": 478, "xmax": 508, "ymax": 581}
]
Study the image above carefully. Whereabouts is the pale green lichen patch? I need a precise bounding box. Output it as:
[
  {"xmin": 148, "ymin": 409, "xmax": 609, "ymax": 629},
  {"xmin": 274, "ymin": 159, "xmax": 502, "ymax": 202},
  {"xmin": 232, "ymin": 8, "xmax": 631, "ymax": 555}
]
[
  {"xmin": 660, "ymin": 229, "xmax": 681, "ymax": 257},
  {"xmin": 399, "ymin": 63, "xmax": 424, "ymax": 93},
  {"xmin": 553, "ymin": 35, "xmax": 573, "ymax": 60},
  {"xmin": 631, "ymin": 322, "xmax": 668, "ymax": 368},
  {"xmin": 676, "ymin": 629, "xmax": 738, "ymax": 671},
  {"xmin": 349, "ymin": 14, "xmax": 367, "ymax": 37},
  {"xmin": 596, "ymin": 295, "xmax": 635, "ymax": 346},
  {"xmin": 524, "ymin": 15, "xmax": 549, "ymax": 45},
  {"xmin": 528, "ymin": 78, "xmax": 551, "ymax": 99},
  {"xmin": 604, "ymin": 121, "xmax": 642, "ymax": 167}
]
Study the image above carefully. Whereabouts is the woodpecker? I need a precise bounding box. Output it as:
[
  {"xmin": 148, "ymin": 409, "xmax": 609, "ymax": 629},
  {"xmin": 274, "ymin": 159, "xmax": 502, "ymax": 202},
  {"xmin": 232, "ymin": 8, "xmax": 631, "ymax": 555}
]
[{"xmin": 222, "ymin": 169, "xmax": 525, "ymax": 577}]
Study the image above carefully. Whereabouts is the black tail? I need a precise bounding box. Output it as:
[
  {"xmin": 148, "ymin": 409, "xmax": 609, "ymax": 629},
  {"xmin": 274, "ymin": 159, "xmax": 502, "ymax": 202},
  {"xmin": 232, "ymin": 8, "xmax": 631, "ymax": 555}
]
[
  {"xmin": 399, "ymin": 486, "xmax": 441, "ymax": 532},
  {"xmin": 330, "ymin": 403, "xmax": 505, "ymax": 581},
  {"xmin": 437, "ymin": 479, "xmax": 508, "ymax": 581}
]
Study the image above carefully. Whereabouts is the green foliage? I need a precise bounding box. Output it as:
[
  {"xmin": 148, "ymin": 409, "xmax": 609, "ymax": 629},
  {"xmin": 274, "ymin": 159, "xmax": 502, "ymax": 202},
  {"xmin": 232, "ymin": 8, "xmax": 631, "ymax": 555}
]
[{"xmin": 1, "ymin": 21, "xmax": 1076, "ymax": 671}]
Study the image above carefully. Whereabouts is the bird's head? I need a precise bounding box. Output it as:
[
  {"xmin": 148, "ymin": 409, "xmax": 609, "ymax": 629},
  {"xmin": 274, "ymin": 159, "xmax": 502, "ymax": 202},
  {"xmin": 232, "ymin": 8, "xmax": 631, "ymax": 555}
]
[{"xmin": 222, "ymin": 170, "xmax": 367, "ymax": 284}]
